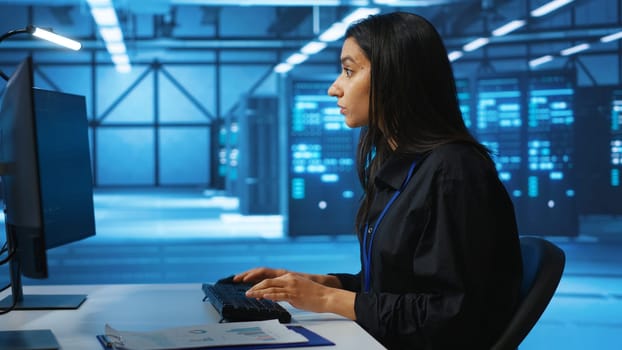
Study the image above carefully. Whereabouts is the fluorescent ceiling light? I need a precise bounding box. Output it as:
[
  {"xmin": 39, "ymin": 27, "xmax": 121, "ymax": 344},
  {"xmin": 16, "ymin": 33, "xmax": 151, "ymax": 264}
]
[
  {"xmin": 530, "ymin": 0, "xmax": 574, "ymax": 18},
  {"xmin": 300, "ymin": 41, "xmax": 326, "ymax": 55},
  {"xmin": 492, "ymin": 20, "xmax": 526, "ymax": 37},
  {"xmin": 111, "ymin": 54, "xmax": 129, "ymax": 65},
  {"xmin": 529, "ymin": 55, "xmax": 554, "ymax": 68},
  {"xmin": 115, "ymin": 63, "xmax": 131, "ymax": 73},
  {"xmin": 448, "ymin": 51, "xmax": 463, "ymax": 62},
  {"xmin": 601, "ymin": 31, "xmax": 622, "ymax": 43},
  {"xmin": 319, "ymin": 22, "xmax": 348, "ymax": 42},
  {"xmin": 342, "ymin": 8, "xmax": 380, "ymax": 26},
  {"xmin": 90, "ymin": 7, "xmax": 119, "ymax": 26},
  {"xmin": 86, "ymin": 0, "xmax": 111, "ymax": 7},
  {"xmin": 32, "ymin": 27, "xmax": 81, "ymax": 50},
  {"xmin": 560, "ymin": 43, "xmax": 590, "ymax": 56},
  {"xmin": 99, "ymin": 27, "xmax": 123, "ymax": 42},
  {"xmin": 286, "ymin": 53, "xmax": 308, "ymax": 65},
  {"xmin": 87, "ymin": 0, "xmax": 131, "ymax": 73},
  {"xmin": 272, "ymin": 6, "xmax": 378, "ymax": 75},
  {"xmin": 106, "ymin": 42, "xmax": 126, "ymax": 54},
  {"xmin": 463, "ymin": 37, "xmax": 490, "ymax": 52},
  {"xmin": 274, "ymin": 63, "xmax": 293, "ymax": 74}
]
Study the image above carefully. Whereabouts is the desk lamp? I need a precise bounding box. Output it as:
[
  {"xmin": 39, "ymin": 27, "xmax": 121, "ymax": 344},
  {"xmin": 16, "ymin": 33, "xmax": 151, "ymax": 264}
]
[{"xmin": 0, "ymin": 25, "xmax": 81, "ymax": 81}]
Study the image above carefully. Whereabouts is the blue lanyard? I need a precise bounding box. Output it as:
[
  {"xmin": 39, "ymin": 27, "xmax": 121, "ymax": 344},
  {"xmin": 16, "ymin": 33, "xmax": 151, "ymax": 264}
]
[{"xmin": 362, "ymin": 160, "xmax": 418, "ymax": 293}]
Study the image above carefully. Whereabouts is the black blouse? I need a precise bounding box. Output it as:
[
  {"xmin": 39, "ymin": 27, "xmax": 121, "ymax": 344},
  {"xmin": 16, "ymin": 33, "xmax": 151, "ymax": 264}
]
[{"xmin": 332, "ymin": 142, "xmax": 523, "ymax": 350}]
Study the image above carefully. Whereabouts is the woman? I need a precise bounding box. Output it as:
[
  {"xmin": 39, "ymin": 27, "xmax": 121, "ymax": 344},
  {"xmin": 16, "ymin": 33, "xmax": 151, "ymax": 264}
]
[{"xmin": 237, "ymin": 12, "xmax": 522, "ymax": 349}]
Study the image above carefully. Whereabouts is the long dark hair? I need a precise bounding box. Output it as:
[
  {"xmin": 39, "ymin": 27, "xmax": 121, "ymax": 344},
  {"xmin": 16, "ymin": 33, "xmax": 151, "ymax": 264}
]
[{"xmin": 347, "ymin": 12, "xmax": 492, "ymax": 233}]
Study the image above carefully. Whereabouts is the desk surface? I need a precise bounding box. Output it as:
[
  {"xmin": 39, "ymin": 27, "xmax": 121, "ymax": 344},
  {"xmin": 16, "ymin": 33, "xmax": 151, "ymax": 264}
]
[{"xmin": 0, "ymin": 284, "xmax": 385, "ymax": 350}]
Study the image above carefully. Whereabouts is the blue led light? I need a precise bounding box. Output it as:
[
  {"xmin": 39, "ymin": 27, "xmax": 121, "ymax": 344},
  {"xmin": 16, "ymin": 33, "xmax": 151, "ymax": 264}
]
[
  {"xmin": 528, "ymin": 176, "xmax": 539, "ymax": 197},
  {"xmin": 612, "ymin": 169, "xmax": 620, "ymax": 187},
  {"xmin": 613, "ymin": 107, "xmax": 621, "ymax": 131},
  {"xmin": 324, "ymin": 122, "xmax": 342, "ymax": 130},
  {"xmin": 291, "ymin": 178, "xmax": 305, "ymax": 199},
  {"xmin": 499, "ymin": 172, "xmax": 511, "ymax": 181},
  {"xmin": 296, "ymin": 101, "xmax": 318, "ymax": 109},
  {"xmin": 321, "ymin": 174, "xmax": 339, "ymax": 183},
  {"xmin": 342, "ymin": 190, "xmax": 355, "ymax": 198},
  {"xmin": 479, "ymin": 91, "xmax": 521, "ymax": 99},
  {"xmin": 530, "ymin": 88, "xmax": 573, "ymax": 97}
]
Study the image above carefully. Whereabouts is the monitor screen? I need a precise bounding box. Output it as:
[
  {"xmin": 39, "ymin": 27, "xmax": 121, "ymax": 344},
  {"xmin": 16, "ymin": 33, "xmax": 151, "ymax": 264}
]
[{"xmin": 0, "ymin": 56, "xmax": 95, "ymax": 310}]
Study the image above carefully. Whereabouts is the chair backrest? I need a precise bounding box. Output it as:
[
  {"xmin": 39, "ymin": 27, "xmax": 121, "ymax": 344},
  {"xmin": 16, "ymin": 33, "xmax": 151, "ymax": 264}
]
[{"xmin": 491, "ymin": 236, "xmax": 566, "ymax": 350}]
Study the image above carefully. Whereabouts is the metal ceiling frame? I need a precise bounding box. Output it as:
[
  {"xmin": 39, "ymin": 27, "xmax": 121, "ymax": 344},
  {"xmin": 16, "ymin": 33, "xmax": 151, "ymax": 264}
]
[{"xmin": 1, "ymin": 0, "xmax": 618, "ymax": 52}]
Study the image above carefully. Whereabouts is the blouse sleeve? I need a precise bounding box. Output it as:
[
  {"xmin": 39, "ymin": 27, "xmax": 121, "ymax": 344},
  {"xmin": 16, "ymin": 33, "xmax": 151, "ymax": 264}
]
[{"xmin": 329, "ymin": 272, "xmax": 362, "ymax": 292}]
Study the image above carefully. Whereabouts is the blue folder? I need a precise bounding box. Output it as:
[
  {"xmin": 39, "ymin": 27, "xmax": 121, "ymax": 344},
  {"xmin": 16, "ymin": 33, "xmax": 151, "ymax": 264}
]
[{"xmin": 97, "ymin": 325, "xmax": 334, "ymax": 349}]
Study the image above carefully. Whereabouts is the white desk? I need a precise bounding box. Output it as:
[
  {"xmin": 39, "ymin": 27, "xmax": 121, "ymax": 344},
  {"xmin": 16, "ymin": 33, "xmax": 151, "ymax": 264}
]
[{"xmin": 0, "ymin": 284, "xmax": 386, "ymax": 349}]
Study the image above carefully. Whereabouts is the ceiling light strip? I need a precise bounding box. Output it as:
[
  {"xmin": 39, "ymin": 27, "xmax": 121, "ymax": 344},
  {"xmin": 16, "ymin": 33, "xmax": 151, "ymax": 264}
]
[
  {"xmin": 529, "ymin": 55, "xmax": 554, "ymax": 68},
  {"xmin": 87, "ymin": 0, "xmax": 131, "ymax": 73},
  {"xmin": 492, "ymin": 20, "xmax": 526, "ymax": 37},
  {"xmin": 560, "ymin": 43, "xmax": 590, "ymax": 56},
  {"xmin": 448, "ymin": 51, "xmax": 463, "ymax": 62},
  {"xmin": 601, "ymin": 31, "xmax": 622, "ymax": 43},
  {"xmin": 452, "ymin": 0, "xmax": 576, "ymax": 66},
  {"xmin": 463, "ymin": 37, "xmax": 490, "ymax": 52},
  {"xmin": 531, "ymin": 0, "xmax": 575, "ymax": 18},
  {"xmin": 273, "ymin": 7, "xmax": 380, "ymax": 74}
]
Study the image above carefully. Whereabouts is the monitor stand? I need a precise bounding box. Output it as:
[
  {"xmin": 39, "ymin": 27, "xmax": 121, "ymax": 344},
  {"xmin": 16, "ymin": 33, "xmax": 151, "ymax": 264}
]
[
  {"xmin": 0, "ymin": 234, "xmax": 86, "ymax": 350},
  {"xmin": 0, "ymin": 293, "xmax": 87, "ymax": 309},
  {"xmin": 0, "ymin": 243, "xmax": 87, "ymax": 310},
  {"xmin": 0, "ymin": 329, "xmax": 60, "ymax": 350}
]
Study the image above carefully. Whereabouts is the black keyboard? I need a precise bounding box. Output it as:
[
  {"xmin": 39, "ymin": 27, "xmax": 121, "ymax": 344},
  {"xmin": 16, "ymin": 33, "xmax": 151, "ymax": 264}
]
[{"xmin": 202, "ymin": 281, "xmax": 292, "ymax": 323}]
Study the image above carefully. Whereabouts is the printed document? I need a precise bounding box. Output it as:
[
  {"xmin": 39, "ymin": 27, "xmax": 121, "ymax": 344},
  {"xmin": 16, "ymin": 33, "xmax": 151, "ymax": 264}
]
[{"xmin": 104, "ymin": 319, "xmax": 307, "ymax": 349}]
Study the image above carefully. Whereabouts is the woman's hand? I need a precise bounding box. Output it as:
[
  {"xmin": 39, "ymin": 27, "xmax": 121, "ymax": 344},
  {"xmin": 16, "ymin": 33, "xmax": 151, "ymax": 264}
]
[
  {"xmin": 244, "ymin": 273, "xmax": 356, "ymax": 319},
  {"xmin": 232, "ymin": 267, "xmax": 289, "ymax": 284},
  {"xmin": 233, "ymin": 267, "xmax": 343, "ymax": 288}
]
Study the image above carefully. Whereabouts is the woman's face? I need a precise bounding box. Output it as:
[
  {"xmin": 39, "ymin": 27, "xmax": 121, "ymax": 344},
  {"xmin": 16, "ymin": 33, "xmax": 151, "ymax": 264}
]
[{"xmin": 327, "ymin": 37, "xmax": 371, "ymax": 128}]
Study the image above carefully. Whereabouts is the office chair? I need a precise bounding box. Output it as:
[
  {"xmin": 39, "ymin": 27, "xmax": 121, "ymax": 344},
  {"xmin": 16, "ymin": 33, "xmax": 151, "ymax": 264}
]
[{"xmin": 491, "ymin": 236, "xmax": 566, "ymax": 350}]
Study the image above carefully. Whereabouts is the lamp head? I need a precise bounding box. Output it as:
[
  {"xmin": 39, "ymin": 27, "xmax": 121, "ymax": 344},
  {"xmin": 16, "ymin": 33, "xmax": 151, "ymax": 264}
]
[
  {"xmin": 27, "ymin": 25, "xmax": 82, "ymax": 51},
  {"xmin": 0, "ymin": 25, "xmax": 81, "ymax": 81}
]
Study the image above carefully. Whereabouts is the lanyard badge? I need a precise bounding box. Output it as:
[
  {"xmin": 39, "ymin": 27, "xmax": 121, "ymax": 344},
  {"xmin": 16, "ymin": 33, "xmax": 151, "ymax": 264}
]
[{"xmin": 362, "ymin": 160, "xmax": 418, "ymax": 293}]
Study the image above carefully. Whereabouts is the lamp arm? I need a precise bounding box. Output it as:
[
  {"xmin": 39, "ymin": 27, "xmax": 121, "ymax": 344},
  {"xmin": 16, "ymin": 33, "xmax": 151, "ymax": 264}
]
[
  {"xmin": 0, "ymin": 27, "xmax": 32, "ymax": 43},
  {"xmin": 0, "ymin": 26, "xmax": 33, "ymax": 81}
]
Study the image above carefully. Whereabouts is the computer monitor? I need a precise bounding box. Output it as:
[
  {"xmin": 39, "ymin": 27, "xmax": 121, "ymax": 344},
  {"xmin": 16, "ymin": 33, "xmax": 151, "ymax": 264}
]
[
  {"xmin": 0, "ymin": 56, "xmax": 95, "ymax": 307},
  {"xmin": 0, "ymin": 55, "xmax": 95, "ymax": 349}
]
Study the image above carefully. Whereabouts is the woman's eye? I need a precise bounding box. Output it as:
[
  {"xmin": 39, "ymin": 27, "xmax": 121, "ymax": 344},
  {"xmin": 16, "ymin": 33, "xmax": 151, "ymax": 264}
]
[{"xmin": 343, "ymin": 68, "xmax": 352, "ymax": 77}]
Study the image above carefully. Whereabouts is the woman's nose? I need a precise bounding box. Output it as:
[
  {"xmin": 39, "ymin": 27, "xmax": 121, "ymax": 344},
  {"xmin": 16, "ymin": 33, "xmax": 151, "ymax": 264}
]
[{"xmin": 327, "ymin": 83, "xmax": 341, "ymax": 97}]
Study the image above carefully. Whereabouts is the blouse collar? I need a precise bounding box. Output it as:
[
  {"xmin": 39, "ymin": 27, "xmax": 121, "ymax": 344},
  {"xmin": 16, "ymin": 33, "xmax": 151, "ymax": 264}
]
[{"xmin": 374, "ymin": 152, "xmax": 422, "ymax": 190}]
